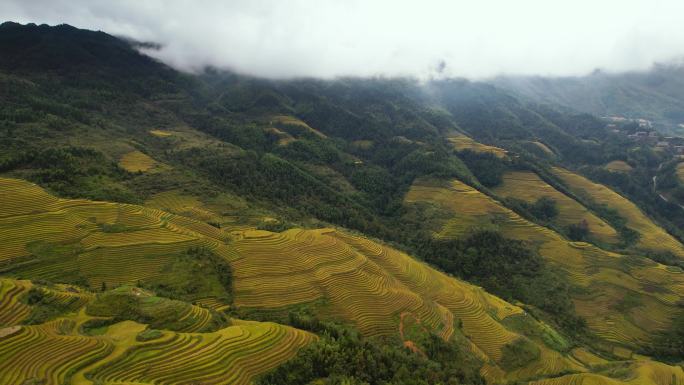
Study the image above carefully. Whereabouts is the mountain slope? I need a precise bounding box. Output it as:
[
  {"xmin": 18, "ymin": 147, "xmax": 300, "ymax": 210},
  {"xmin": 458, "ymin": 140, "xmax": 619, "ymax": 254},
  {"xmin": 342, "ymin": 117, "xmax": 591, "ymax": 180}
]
[
  {"xmin": 404, "ymin": 176, "xmax": 684, "ymax": 352},
  {"xmin": 1, "ymin": 21, "xmax": 684, "ymax": 384},
  {"xmin": 0, "ymin": 177, "xmax": 575, "ymax": 383},
  {"xmin": 495, "ymin": 66, "xmax": 684, "ymax": 134}
]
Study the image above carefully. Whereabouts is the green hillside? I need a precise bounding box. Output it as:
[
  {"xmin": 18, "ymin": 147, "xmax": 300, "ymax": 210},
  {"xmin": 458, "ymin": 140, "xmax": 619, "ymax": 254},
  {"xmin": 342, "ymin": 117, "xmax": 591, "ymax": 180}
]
[{"xmin": 1, "ymin": 22, "xmax": 684, "ymax": 384}]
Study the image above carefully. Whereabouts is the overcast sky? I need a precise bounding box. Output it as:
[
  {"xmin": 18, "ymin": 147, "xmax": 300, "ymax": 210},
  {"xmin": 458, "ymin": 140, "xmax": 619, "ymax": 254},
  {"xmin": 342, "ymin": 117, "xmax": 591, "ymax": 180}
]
[{"xmin": 2, "ymin": 0, "xmax": 684, "ymax": 79}]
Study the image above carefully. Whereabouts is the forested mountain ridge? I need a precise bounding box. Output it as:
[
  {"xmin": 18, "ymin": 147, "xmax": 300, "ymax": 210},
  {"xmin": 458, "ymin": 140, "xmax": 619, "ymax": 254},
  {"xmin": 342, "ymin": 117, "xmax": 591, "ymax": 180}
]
[
  {"xmin": 1, "ymin": 22, "xmax": 684, "ymax": 385},
  {"xmin": 494, "ymin": 64, "xmax": 684, "ymax": 135}
]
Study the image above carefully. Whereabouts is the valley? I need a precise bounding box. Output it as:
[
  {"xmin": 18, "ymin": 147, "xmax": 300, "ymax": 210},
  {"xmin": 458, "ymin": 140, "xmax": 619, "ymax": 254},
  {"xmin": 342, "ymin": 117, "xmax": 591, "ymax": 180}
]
[{"xmin": 1, "ymin": 21, "xmax": 684, "ymax": 385}]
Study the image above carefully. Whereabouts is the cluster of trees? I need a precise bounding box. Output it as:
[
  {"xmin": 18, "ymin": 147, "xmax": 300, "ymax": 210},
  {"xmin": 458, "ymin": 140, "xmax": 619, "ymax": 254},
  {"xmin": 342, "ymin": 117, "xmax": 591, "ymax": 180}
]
[
  {"xmin": 646, "ymin": 307, "xmax": 684, "ymax": 361},
  {"xmin": 257, "ymin": 312, "xmax": 484, "ymax": 385},
  {"xmin": 21, "ymin": 286, "xmax": 80, "ymax": 324},
  {"xmin": 458, "ymin": 150, "xmax": 508, "ymax": 187},
  {"xmin": 140, "ymin": 247, "xmax": 234, "ymax": 305},
  {"xmin": 504, "ymin": 196, "xmax": 558, "ymax": 223},
  {"xmin": 583, "ymin": 166, "xmax": 683, "ymax": 247},
  {"xmin": 566, "ymin": 220, "xmax": 590, "ymax": 241},
  {"xmin": 172, "ymin": 148, "xmax": 386, "ymax": 235},
  {"xmin": 1, "ymin": 146, "xmax": 139, "ymax": 203},
  {"xmin": 87, "ymin": 286, "xmax": 227, "ymax": 332}
]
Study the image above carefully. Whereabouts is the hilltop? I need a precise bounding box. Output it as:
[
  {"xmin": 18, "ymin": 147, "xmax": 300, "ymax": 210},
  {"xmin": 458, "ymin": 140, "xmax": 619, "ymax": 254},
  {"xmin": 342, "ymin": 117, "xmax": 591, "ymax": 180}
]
[{"xmin": 1, "ymin": 22, "xmax": 684, "ymax": 384}]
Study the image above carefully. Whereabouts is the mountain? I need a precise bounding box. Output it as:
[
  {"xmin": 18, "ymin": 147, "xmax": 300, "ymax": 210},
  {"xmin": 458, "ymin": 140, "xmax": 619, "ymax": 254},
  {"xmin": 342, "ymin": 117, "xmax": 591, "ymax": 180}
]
[
  {"xmin": 1, "ymin": 22, "xmax": 684, "ymax": 385},
  {"xmin": 494, "ymin": 65, "xmax": 684, "ymax": 134}
]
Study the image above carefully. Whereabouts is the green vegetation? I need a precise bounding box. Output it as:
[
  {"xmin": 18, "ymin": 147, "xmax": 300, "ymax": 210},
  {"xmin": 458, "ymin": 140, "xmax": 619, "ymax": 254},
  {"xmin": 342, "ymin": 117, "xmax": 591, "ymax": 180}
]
[
  {"xmin": 1, "ymin": 21, "xmax": 684, "ymax": 384},
  {"xmin": 140, "ymin": 247, "xmax": 234, "ymax": 305},
  {"xmin": 4, "ymin": 146, "xmax": 139, "ymax": 203},
  {"xmin": 499, "ymin": 337, "xmax": 541, "ymax": 371},
  {"xmin": 414, "ymin": 230, "xmax": 586, "ymax": 338},
  {"xmin": 502, "ymin": 314, "xmax": 571, "ymax": 352},
  {"xmin": 86, "ymin": 285, "xmax": 228, "ymax": 332},
  {"xmin": 647, "ymin": 309, "xmax": 684, "ymax": 361},
  {"xmin": 80, "ymin": 318, "xmax": 118, "ymax": 336},
  {"xmin": 504, "ymin": 196, "xmax": 559, "ymax": 223},
  {"xmin": 566, "ymin": 220, "xmax": 590, "ymax": 241},
  {"xmin": 258, "ymin": 312, "xmax": 484, "ymax": 385},
  {"xmin": 21, "ymin": 286, "xmax": 80, "ymax": 324},
  {"xmin": 136, "ymin": 328, "xmax": 163, "ymax": 341},
  {"xmin": 458, "ymin": 150, "xmax": 508, "ymax": 187}
]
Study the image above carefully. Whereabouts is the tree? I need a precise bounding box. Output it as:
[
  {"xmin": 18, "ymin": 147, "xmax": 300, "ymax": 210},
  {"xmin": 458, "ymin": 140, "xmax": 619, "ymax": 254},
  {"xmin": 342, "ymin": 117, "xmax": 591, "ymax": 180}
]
[
  {"xmin": 566, "ymin": 220, "xmax": 589, "ymax": 241},
  {"xmin": 530, "ymin": 196, "xmax": 558, "ymax": 221}
]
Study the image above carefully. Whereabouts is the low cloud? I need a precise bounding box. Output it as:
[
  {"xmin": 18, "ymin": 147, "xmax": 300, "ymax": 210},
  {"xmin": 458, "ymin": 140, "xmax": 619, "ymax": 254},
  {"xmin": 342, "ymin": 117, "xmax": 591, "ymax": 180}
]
[{"xmin": 2, "ymin": 0, "xmax": 684, "ymax": 79}]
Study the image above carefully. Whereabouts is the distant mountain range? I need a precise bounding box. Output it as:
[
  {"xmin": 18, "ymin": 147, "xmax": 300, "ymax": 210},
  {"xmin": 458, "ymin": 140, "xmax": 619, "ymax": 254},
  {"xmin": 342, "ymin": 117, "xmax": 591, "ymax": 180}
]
[{"xmin": 494, "ymin": 64, "xmax": 684, "ymax": 134}]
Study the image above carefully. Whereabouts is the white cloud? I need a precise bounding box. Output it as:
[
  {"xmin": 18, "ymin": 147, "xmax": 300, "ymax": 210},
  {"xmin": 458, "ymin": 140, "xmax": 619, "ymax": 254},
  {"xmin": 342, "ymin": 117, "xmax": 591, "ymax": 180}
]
[{"xmin": 2, "ymin": 0, "xmax": 684, "ymax": 79}]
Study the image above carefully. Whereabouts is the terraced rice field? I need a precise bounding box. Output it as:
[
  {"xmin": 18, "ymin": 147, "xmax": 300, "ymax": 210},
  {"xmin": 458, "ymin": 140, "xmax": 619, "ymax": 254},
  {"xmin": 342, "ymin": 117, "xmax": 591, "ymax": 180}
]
[
  {"xmin": 0, "ymin": 320, "xmax": 113, "ymax": 385},
  {"xmin": 146, "ymin": 190, "xmax": 222, "ymax": 224},
  {"xmin": 87, "ymin": 320, "xmax": 314, "ymax": 385},
  {"xmin": 404, "ymin": 177, "xmax": 684, "ymax": 349},
  {"xmin": 492, "ymin": 171, "xmax": 620, "ymax": 244},
  {"xmin": 118, "ymin": 150, "xmax": 166, "ymax": 172},
  {"xmin": 230, "ymin": 227, "xmax": 585, "ymax": 382},
  {"xmin": 604, "ymin": 160, "xmax": 633, "ymax": 173},
  {"xmin": 0, "ymin": 179, "xmax": 319, "ymax": 383},
  {"xmin": 1, "ymin": 175, "xmax": 683, "ymax": 384},
  {"xmin": 2, "ymin": 177, "xmax": 682, "ymax": 384},
  {"xmin": 0, "ymin": 278, "xmax": 94, "ymax": 327},
  {"xmin": 195, "ymin": 297, "xmax": 231, "ymax": 312},
  {"xmin": 448, "ymin": 134, "xmax": 507, "ymax": 158},
  {"xmin": 553, "ymin": 167, "xmax": 684, "ymax": 258},
  {"xmin": 232, "ymin": 228, "xmax": 439, "ymax": 336},
  {"xmin": 570, "ymin": 348, "xmax": 610, "ymax": 368},
  {"xmin": 0, "ymin": 316, "xmax": 312, "ymax": 385},
  {"xmin": 0, "ymin": 279, "xmax": 31, "ymax": 326},
  {"xmin": 0, "ymin": 178, "xmax": 236, "ymax": 287},
  {"xmin": 334, "ymin": 231, "xmax": 592, "ymax": 383},
  {"xmin": 528, "ymin": 360, "xmax": 684, "ymax": 385},
  {"xmin": 35, "ymin": 284, "xmax": 93, "ymax": 312}
]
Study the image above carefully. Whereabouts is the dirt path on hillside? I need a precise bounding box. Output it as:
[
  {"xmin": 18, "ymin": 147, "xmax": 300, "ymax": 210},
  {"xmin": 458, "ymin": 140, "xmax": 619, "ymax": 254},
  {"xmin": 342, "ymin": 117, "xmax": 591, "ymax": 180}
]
[{"xmin": 399, "ymin": 312, "xmax": 427, "ymax": 358}]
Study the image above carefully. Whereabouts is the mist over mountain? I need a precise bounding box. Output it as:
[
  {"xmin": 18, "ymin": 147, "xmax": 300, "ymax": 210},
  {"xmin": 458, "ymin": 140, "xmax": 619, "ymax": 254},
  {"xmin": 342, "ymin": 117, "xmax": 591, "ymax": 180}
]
[
  {"xmin": 494, "ymin": 64, "xmax": 684, "ymax": 134},
  {"xmin": 1, "ymin": 13, "xmax": 684, "ymax": 385},
  {"xmin": 3, "ymin": 0, "xmax": 684, "ymax": 79}
]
